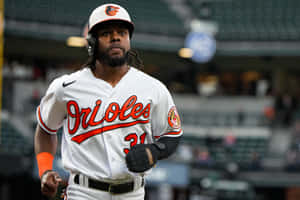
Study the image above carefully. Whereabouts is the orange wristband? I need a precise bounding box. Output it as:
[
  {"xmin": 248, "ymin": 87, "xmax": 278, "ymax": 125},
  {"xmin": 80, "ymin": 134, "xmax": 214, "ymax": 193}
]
[{"xmin": 36, "ymin": 152, "xmax": 54, "ymax": 178}]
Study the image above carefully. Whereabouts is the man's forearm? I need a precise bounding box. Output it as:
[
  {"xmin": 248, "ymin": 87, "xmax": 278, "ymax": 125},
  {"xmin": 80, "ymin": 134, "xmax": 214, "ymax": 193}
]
[
  {"xmin": 34, "ymin": 125, "xmax": 58, "ymax": 155},
  {"xmin": 34, "ymin": 125, "xmax": 58, "ymax": 177},
  {"xmin": 154, "ymin": 136, "xmax": 181, "ymax": 160}
]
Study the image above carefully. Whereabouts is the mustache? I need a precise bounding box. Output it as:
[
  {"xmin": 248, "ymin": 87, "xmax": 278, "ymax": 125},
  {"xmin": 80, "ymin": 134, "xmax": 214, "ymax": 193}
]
[{"xmin": 108, "ymin": 44, "xmax": 125, "ymax": 52}]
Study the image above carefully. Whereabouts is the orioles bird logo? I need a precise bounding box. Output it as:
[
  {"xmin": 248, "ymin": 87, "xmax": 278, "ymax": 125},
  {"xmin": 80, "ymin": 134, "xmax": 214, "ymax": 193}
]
[
  {"xmin": 105, "ymin": 6, "xmax": 120, "ymax": 16},
  {"xmin": 168, "ymin": 106, "xmax": 181, "ymax": 129}
]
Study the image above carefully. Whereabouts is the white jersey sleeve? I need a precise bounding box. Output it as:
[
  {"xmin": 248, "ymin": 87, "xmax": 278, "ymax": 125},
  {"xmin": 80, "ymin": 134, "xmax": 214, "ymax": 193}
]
[
  {"xmin": 151, "ymin": 82, "xmax": 183, "ymax": 140},
  {"xmin": 36, "ymin": 77, "xmax": 66, "ymax": 134}
]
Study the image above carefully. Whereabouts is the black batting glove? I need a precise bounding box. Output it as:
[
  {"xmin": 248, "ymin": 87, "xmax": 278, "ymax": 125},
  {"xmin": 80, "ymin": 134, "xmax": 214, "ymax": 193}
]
[{"xmin": 125, "ymin": 144, "xmax": 159, "ymax": 173}]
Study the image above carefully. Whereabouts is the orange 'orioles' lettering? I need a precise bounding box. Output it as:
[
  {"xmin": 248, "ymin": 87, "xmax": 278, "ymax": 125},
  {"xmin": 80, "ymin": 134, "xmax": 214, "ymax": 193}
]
[
  {"xmin": 67, "ymin": 100, "xmax": 80, "ymax": 134},
  {"xmin": 105, "ymin": 102, "xmax": 120, "ymax": 122},
  {"xmin": 67, "ymin": 95, "xmax": 151, "ymax": 143},
  {"xmin": 88, "ymin": 100, "xmax": 104, "ymax": 126}
]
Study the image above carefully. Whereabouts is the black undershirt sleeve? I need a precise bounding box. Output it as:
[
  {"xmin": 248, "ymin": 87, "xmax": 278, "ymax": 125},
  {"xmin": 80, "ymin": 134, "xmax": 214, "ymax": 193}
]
[{"xmin": 153, "ymin": 136, "xmax": 182, "ymax": 160}]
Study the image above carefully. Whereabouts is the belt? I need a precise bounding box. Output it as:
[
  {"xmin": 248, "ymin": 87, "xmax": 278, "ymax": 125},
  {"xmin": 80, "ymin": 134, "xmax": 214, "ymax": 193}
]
[{"xmin": 74, "ymin": 174, "xmax": 144, "ymax": 195}]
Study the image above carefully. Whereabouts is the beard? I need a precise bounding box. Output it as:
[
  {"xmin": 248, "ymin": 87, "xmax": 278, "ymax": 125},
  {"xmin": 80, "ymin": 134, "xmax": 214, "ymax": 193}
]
[{"xmin": 96, "ymin": 46, "xmax": 129, "ymax": 67}]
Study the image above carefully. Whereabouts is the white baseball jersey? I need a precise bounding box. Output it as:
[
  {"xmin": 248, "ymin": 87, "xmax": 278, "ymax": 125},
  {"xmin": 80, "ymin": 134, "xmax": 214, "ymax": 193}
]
[{"xmin": 36, "ymin": 67, "xmax": 183, "ymax": 181}]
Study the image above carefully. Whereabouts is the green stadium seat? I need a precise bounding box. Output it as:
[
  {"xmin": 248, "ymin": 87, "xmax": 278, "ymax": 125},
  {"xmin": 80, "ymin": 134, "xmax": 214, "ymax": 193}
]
[
  {"xmin": 186, "ymin": 0, "xmax": 300, "ymax": 41},
  {"xmin": 5, "ymin": 0, "xmax": 186, "ymax": 38},
  {"xmin": 0, "ymin": 120, "xmax": 33, "ymax": 155}
]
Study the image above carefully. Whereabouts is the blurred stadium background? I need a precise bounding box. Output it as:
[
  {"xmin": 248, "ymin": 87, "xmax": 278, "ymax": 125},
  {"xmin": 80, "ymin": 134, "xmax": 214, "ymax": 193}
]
[{"xmin": 1, "ymin": 0, "xmax": 300, "ymax": 200}]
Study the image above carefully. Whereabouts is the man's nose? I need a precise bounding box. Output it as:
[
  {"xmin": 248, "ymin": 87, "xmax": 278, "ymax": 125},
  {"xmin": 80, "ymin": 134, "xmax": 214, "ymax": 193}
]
[{"xmin": 110, "ymin": 31, "xmax": 120, "ymax": 42}]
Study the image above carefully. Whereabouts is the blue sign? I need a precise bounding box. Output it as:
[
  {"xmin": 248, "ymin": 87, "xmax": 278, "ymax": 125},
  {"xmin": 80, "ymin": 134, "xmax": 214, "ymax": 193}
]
[
  {"xmin": 146, "ymin": 161, "xmax": 189, "ymax": 186},
  {"xmin": 185, "ymin": 32, "xmax": 216, "ymax": 63}
]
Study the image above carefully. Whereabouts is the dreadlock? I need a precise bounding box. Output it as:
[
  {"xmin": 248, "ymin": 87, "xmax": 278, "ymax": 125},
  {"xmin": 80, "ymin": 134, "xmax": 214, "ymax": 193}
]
[
  {"xmin": 128, "ymin": 49, "xmax": 144, "ymax": 70},
  {"xmin": 85, "ymin": 55, "xmax": 96, "ymax": 71}
]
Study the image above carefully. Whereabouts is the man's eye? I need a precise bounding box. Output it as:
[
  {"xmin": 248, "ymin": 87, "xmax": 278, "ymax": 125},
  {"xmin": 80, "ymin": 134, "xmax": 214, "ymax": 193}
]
[
  {"xmin": 101, "ymin": 32, "xmax": 109, "ymax": 36},
  {"xmin": 119, "ymin": 31, "xmax": 127, "ymax": 36}
]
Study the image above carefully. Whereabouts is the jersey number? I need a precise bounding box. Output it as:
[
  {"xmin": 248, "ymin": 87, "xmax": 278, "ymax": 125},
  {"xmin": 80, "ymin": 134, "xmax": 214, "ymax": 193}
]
[{"xmin": 124, "ymin": 132, "xmax": 146, "ymax": 154}]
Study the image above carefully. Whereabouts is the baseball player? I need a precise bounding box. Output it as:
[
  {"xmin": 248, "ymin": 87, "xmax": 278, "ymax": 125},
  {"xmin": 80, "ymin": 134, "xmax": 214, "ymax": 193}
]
[{"xmin": 34, "ymin": 3, "xmax": 183, "ymax": 200}]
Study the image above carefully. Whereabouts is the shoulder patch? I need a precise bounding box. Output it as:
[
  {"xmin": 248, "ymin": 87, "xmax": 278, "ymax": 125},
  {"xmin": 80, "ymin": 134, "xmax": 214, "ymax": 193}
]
[{"xmin": 168, "ymin": 106, "xmax": 181, "ymax": 129}]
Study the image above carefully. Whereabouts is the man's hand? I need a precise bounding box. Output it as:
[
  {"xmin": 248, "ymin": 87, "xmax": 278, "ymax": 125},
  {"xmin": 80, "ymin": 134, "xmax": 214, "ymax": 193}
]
[
  {"xmin": 40, "ymin": 171, "xmax": 62, "ymax": 198},
  {"xmin": 125, "ymin": 144, "xmax": 159, "ymax": 173}
]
